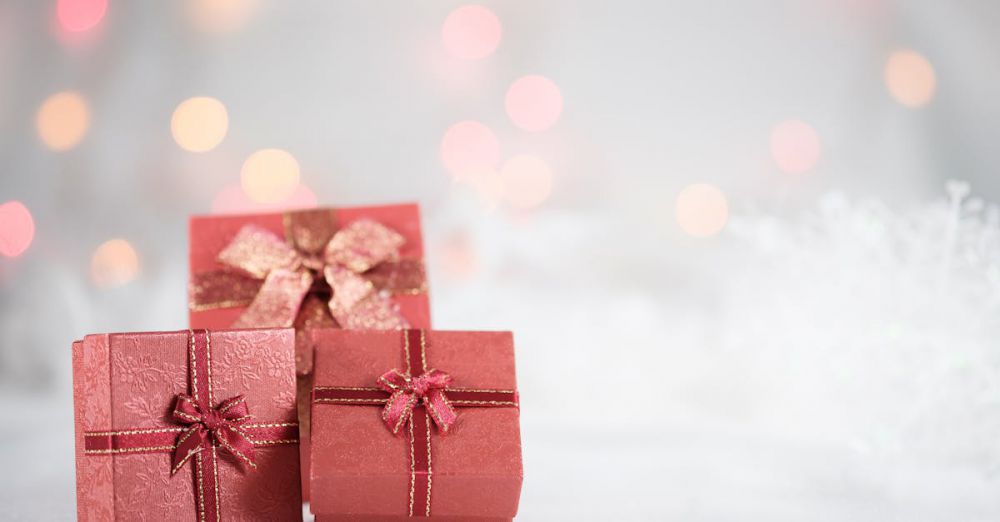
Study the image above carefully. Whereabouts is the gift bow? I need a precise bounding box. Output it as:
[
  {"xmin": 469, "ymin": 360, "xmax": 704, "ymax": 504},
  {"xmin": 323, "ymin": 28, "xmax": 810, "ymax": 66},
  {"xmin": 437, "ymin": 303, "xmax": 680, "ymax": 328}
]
[
  {"xmin": 171, "ymin": 394, "xmax": 257, "ymax": 473},
  {"xmin": 378, "ymin": 368, "xmax": 458, "ymax": 434},
  {"xmin": 218, "ymin": 219, "xmax": 409, "ymax": 330}
]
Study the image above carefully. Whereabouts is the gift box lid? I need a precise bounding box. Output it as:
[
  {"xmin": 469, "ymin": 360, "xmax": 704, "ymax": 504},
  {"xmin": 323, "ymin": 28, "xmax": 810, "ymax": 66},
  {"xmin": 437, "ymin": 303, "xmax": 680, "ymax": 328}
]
[
  {"xmin": 188, "ymin": 203, "xmax": 430, "ymax": 334},
  {"xmin": 72, "ymin": 328, "xmax": 302, "ymax": 521},
  {"xmin": 309, "ymin": 329, "xmax": 523, "ymax": 518}
]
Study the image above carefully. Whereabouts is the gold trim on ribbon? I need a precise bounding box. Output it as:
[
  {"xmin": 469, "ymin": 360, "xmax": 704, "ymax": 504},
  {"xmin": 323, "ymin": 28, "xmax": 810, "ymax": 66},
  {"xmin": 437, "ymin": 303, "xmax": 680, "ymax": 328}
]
[{"xmin": 188, "ymin": 208, "xmax": 427, "ymax": 332}]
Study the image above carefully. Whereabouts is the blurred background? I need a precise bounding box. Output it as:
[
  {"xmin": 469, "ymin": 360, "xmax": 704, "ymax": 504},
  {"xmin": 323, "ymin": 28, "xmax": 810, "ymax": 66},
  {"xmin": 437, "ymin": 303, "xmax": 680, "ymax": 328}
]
[{"xmin": 3, "ymin": 0, "xmax": 1000, "ymax": 519}]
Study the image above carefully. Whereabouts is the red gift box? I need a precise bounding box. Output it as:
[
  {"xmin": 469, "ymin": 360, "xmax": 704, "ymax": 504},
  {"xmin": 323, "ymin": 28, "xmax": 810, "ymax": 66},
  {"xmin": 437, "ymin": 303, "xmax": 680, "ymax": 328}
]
[
  {"xmin": 72, "ymin": 329, "xmax": 302, "ymax": 521},
  {"xmin": 309, "ymin": 329, "xmax": 523, "ymax": 520},
  {"xmin": 188, "ymin": 203, "xmax": 432, "ymax": 498}
]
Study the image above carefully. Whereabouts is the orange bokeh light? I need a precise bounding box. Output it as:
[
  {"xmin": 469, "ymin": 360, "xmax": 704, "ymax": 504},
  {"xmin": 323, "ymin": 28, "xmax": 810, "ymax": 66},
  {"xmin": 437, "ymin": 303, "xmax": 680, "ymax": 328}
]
[
  {"xmin": 186, "ymin": 0, "xmax": 261, "ymax": 34},
  {"xmin": 437, "ymin": 232, "xmax": 479, "ymax": 280},
  {"xmin": 500, "ymin": 155, "xmax": 554, "ymax": 209},
  {"xmin": 675, "ymin": 184, "xmax": 729, "ymax": 238},
  {"xmin": 440, "ymin": 121, "xmax": 500, "ymax": 180},
  {"xmin": 770, "ymin": 119, "xmax": 821, "ymax": 174},
  {"xmin": 442, "ymin": 5, "xmax": 502, "ymax": 60},
  {"xmin": 240, "ymin": 149, "xmax": 301, "ymax": 204},
  {"xmin": 505, "ymin": 75, "xmax": 563, "ymax": 132},
  {"xmin": 213, "ymin": 183, "xmax": 317, "ymax": 214},
  {"xmin": 0, "ymin": 201, "xmax": 35, "ymax": 258},
  {"xmin": 469, "ymin": 169, "xmax": 505, "ymax": 211},
  {"xmin": 57, "ymin": 0, "xmax": 107, "ymax": 32},
  {"xmin": 91, "ymin": 239, "xmax": 140, "ymax": 288},
  {"xmin": 171, "ymin": 96, "xmax": 229, "ymax": 152},
  {"xmin": 885, "ymin": 50, "xmax": 936, "ymax": 107},
  {"xmin": 36, "ymin": 91, "xmax": 90, "ymax": 151}
]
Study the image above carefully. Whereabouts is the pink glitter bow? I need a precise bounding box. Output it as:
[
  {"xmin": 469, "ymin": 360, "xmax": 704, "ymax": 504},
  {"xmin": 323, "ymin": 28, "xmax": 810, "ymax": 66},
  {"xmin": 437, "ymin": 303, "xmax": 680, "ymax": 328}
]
[{"xmin": 377, "ymin": 368, "xmax": 458, "ymax": 435}]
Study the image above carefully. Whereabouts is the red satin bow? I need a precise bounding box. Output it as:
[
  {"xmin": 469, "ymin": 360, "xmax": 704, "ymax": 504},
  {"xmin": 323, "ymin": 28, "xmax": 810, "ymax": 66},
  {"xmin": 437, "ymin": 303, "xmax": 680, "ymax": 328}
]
[
  {"xmin": 171, "ymin": 394, "xmax": 257, "ymax": 474},
  {"xmin": 377, "ymin": 368, "xmax": 458, "ymax": 435}
]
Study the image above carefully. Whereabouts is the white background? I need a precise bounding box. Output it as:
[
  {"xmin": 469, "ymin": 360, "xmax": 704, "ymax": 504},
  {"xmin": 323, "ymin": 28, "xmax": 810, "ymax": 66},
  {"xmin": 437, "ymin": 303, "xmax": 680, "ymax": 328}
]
[{"xmin": 2, "ymin": 1, "xmax": 1000, "ymax": 520}]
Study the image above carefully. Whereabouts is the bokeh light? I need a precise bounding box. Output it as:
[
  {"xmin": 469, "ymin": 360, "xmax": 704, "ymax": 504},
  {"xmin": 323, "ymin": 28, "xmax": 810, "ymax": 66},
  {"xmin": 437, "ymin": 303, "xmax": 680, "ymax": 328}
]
[
  {"xmin": 279, "ymin": 183, "xmax": 317, "ymax": 209},
  {"xmin": 770, "ymin": 119, "xmax": 821, "ymax": 174},
  {"xmin": 437, "ymin": 232, "xmax": 479, "ymax": 280},
  {"xmin": 36, "ymin": 91, "xmax": 90, "ymax": 151},
  {"xmin": 240, "ymin": 148, "xmax": 301, "ymax": 204},
  {"xmin": 440, "ymin": 120, "xmax": 500, "ymax": 179},
  {"xmin": 186, "ymin": 0, "xmax": 261, "ymax": 34},
  {"xmin": 885, "ymin": 50, "xmax": 936, "ymax": 107},
  {"xmin": 213, "ymin": 183, "xmax": 317, "ymax": 214},
  {"xmin": 505, "ymin": 75, "xmax": 563, "ymax": 132},
  {"xmin": 675, "ymin": 184, "xmax": 729, "ymax": 238},
  {"xmin": 171, "ymin": 96, "xmax": 229, "ymax": 152},
  {"xmin": 442, "ymin": 5, "xmax": 502, "ymax": 60},
  {"xmin": 90, "ymin": 239, "xmax": 140, "ymax": 288},
  {"xmin": 468, "ymin": 169, "xmax": 505, "ymax": 211},
  {"xmin": 57, "ymin": 0, "xmax": 107, "ymax": 32},
  {"xmin": 499, "ymin": 155, "xmax": 554, "ymax": 209},
  {"xmin": 0, "ymin": 201, "xmax": 35, "ymax": 258}
]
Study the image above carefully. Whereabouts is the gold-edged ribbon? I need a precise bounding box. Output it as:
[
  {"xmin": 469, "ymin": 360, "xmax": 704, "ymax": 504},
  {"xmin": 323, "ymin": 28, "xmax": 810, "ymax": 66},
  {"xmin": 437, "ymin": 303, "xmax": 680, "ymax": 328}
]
[{"xmin": 189, "ymin": 209, "xmax": 426, "ymax": 334}]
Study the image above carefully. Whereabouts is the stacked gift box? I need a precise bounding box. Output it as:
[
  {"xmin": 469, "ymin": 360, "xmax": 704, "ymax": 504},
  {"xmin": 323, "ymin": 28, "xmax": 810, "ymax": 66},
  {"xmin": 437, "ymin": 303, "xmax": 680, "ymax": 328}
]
[{"xmin": 72, "ymin": 204, "xmax": 523, "ymax": 520}]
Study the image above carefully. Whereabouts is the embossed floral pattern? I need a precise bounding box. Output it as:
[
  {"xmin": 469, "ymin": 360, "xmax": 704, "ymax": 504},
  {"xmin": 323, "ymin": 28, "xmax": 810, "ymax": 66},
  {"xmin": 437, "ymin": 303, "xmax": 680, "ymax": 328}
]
[
  {"xmin": 75, "ymin": 331, "xmax": 301, "ymax": 520},
  {"xmin": 272, "ymin": 390, "xmax": 295, "ymax": 410},
  {"xmin": 112, "ymin": 351, "xmax": 169, "ymax": 393},
  {"xmin": 213, "ymin": 337, "xmax": 263, "ymax": 390},
  {"xmin": 122, "ymin": 396, "xmax": 171, "ymax": 425},
  {"xmin": 262, "ymin": 349, "xmax": 295, "ymax": 387}
]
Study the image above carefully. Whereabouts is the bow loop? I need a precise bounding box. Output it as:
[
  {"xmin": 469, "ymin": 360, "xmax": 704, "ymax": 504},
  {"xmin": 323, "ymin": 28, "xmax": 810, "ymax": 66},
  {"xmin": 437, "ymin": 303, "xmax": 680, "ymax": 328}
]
[
  {"xmin": 376, "ymin": 369, "xmax": 457, "ymax": 434},
  {"xmin": 217, "ymin": 225, "xmax": 302, "ymax": 279},
  {"xmin": 413, "ymin": 369, "xmax": 452, "ymax": 394},
  {"xmin": 170, "ymin": 394, "xmax": 257, "ymax": 473},
  {"xmin": 323, "ymin": 219, "xmax": 405, "ymax": 273}
]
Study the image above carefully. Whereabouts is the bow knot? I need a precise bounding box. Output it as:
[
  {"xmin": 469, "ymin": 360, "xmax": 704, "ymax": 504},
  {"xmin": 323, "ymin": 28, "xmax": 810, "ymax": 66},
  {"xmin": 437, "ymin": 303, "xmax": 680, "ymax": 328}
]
[
  {"xmin": 377, "ymin": 369, "xmax": 458, "ymax": 435},
  {"xmin": 201, "ymin": 409, "xmax": 225, "ymax": 430},
  {"xmin": 171, "ymin": 394, "xmax": 258, "ymax": 474}
]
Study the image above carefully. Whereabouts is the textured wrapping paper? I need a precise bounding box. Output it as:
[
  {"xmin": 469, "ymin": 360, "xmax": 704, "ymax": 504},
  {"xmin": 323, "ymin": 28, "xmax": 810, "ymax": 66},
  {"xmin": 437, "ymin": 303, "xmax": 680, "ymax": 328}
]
[
  {"xmin": 188, "ymin": 203, "xmax": 432, "ymax": 498},
  {"xmin": 309, "ymin": 329, "xmax": 522, "ymax": 520},
  {"xmin": 72, "ymin": 329, "xmax": 302, "ymax": 521}
]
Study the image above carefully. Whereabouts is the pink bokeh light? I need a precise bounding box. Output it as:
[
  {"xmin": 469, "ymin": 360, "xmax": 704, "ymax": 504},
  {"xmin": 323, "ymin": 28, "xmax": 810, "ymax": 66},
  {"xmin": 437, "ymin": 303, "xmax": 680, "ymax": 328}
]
[
  {"xmin": 212, "ymin": 183, "xmax": 318, "ymax": 215},
  {"xmin": 442, "ymin": 5, "xmax": 502, "ymax": 60},
  {"xmin": 436, "ymin": 231, "xmax": 479, "ymax": 280},
  {"xmin": 440, "ymin": 120, "xmax": 500, "ymax": 179},
  {"xmin": 57, "ymin": 0, "xmax": 107, "ymax": 32},
  {"xmin": 505, "ymin": 75, "xmax": 563, "ymax": 132},
  {"xmin": 770, "ymin": 119, "xmax": 821, "ymax": 174},
  {"xmin": 0, "ymin": 201, "xmax": 36, "ymax": 258},
  {"xmin": 500, "ymin": 154, "xmax": 554, "ymax": 209}
]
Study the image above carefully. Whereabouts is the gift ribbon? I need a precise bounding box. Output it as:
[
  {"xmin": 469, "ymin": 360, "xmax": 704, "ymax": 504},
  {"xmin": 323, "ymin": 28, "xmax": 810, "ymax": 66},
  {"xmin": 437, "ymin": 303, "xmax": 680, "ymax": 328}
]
[
  {"xmin": 83, "ymin": 330, "xmax": 299, "ymax": 522},
  {"xmin": 312, "ymin": 330, "xmax": 518, "ymax": 517},
  {"xmin": 189, "ymin": 209, "xmax": 427, "ymax": 332}
]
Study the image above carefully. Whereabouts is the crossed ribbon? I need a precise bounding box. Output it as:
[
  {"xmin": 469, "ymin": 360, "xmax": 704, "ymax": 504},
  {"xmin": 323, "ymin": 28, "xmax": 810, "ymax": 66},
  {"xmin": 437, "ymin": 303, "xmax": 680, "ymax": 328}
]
[{"xmin": 191, "ymin": 214, "xmax": 426, "ymax": 332}]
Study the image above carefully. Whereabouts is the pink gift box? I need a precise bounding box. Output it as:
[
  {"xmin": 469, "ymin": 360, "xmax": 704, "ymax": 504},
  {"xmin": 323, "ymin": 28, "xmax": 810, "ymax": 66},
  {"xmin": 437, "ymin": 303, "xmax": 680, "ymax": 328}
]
[{"xmin": 72, "ymin": 329, "xmax": 302, "ymax": 521}]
